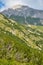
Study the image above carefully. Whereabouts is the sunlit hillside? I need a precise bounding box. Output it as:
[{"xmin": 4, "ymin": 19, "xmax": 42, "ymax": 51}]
[{"xmin": 0, "ymin": 14, "xmax": 43, "ymax": 65}]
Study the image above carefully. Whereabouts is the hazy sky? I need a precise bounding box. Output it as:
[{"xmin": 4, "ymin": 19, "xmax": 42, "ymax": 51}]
[{"xmin": 0, "ymin": 0, "xmax": 43, "ymax": 11}]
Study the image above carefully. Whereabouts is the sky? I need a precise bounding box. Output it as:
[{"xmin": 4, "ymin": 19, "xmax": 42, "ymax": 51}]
[{"xmin": 0, "ymin": 0, "xmax": 43, "ymax": 11}]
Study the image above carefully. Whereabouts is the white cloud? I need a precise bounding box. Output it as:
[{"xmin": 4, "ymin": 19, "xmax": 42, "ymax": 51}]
[
  {"xmin": 5, "ymin": 0, "xmax": 21, "ymax": 7},
  {"xmin": 0, "ymin": 0, "xmax": 43, "ymax": 11},
  {"xmin": 38, "ymin": 0, "xmax": 43, "ymax": 6},
  {"xmin": 0, "ymin": 0, "xmax": 22, "ymax": 11}
]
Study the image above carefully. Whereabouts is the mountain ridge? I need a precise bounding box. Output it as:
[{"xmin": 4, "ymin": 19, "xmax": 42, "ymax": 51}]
[
  {"xmin": 1, "ymin": 4, "xmax": 43, "ymax": 25},
  {"xmin": 2, "ymin": 4, "xmax": 43, "ymax": 18}
]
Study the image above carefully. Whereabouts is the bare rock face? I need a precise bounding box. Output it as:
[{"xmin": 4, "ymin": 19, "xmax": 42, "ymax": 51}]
[
  {"xmin": 2, "ymin": 4, "xmax": 43, "ymax": 18},
  {"xmin": 1, "ymin": 5, "xmax": 43, "ymax": 25}
]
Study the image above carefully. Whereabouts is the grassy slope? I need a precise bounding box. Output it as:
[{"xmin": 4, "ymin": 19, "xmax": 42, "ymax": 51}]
[{"xmin": 0, "ymin": 14, "xmax": 43, "ymax": 65}]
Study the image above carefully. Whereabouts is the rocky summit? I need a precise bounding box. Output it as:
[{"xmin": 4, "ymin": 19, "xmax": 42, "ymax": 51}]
[{"xmin": 2, "ymin": 5, "xmax": 43, "ymax": 25}]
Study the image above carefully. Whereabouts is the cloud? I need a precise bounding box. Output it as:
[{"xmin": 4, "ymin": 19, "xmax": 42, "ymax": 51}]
[
  {"xmin": 0, "ymin": 0, "xmax": 43, "ymax": 11},
  {"xmin": 0, "ymin": 0, "xmax": 22, "ymax": 11},
  {"xmin": 21, "ymin": 0, "xmax": 43, "ymax": 9},
  {"xmin": 4, "ymin": 0, "xmax": 21, "ymax": 7}
]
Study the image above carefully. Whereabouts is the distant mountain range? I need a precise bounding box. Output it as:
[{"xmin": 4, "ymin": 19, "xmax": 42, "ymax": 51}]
[{"xmin": 1, "ymin": 5, "xmax": 43, "ymax": 25}]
